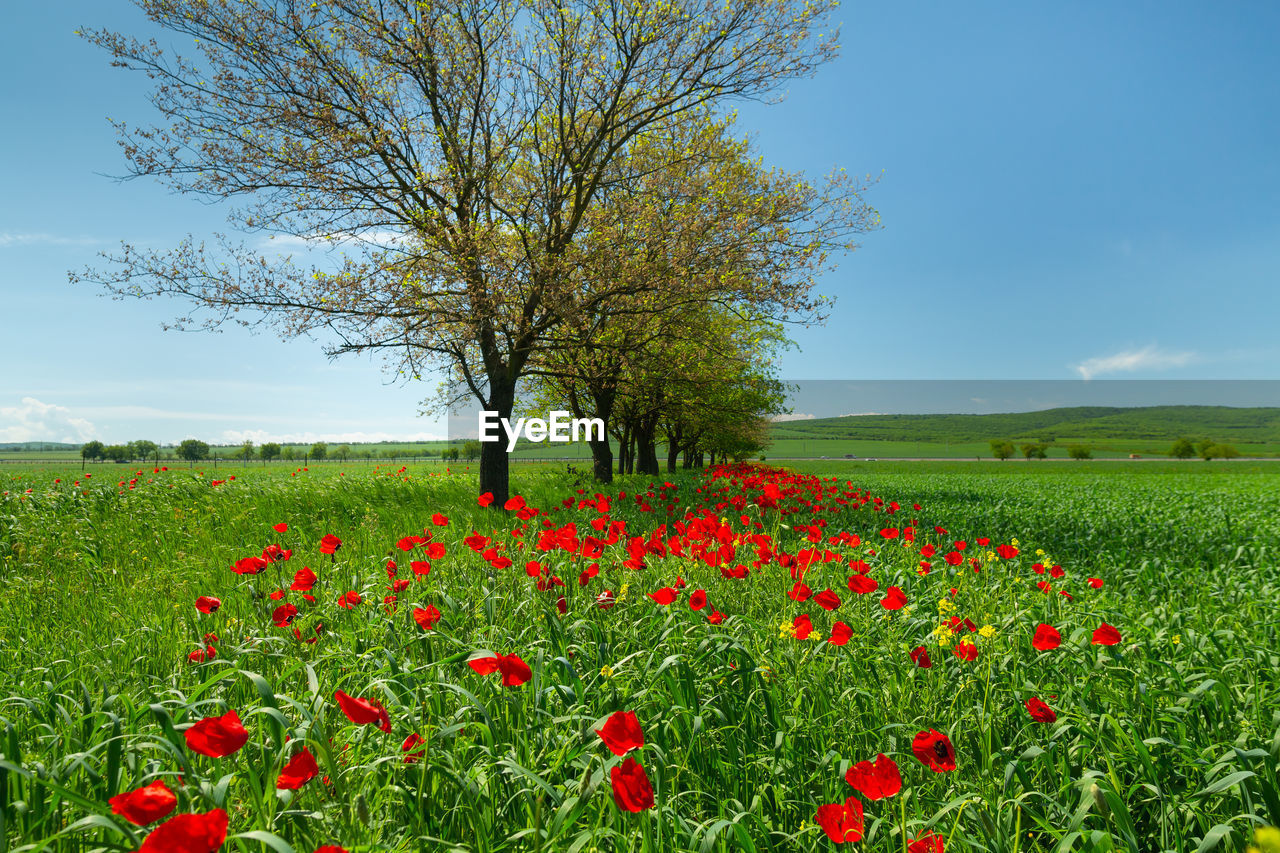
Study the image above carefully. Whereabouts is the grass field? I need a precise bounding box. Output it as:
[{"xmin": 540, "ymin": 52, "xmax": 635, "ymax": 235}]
[{"xmin": 1, "ymin": 460, "xmax": 1278, "ymax": 852}]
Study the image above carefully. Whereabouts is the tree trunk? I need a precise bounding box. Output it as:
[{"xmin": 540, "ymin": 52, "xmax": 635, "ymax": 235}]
[
  {"xmin": 479, "ymin": 376, "xmax": 515, "ymax": 505},
  {"xmin": 636, "ymin": 416, "xmax": 660, "ymax": 475},
  {"xmin": 617, "ymin": 423, "xmax": 629, "ymax": 476},
  {"xmin": 666, "ymin": 434, "xmax": 681, "ymax": 473}
]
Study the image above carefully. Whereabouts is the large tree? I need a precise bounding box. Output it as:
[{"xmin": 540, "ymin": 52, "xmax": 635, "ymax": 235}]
[{"xmin": 75, "ymin": 0, "xmax": 847, "ymax": 503}]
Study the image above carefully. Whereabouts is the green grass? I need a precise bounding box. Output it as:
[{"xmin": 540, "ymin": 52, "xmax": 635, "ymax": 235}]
[{"xmin": 1, "ymin": 461, "xmax": 1278, "ymax": 852}]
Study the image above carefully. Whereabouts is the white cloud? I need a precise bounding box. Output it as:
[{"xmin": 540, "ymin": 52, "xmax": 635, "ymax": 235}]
[
  {"xmin": 0, "ymin": 398, "xmax": 96, "ymax": 443},
  {"xmin": 1072, "ymin": 345, "xmax": 1197, "ymax": 380},
  {"xmin": 771, "ymin": 412, "xmax": 816, "ymax": 422},
  {"xmin": 0, "ymin": 232, "xmax": 100, "ymax": 247},
  {"xmin": 219, "ymin": 429, "xmax": 447, "ymax": 444}
]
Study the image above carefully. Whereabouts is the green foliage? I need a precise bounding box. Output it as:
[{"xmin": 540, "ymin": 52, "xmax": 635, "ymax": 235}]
[
  {"xmin": 1169, "ymin": 437, "xmax": 1196, "ymax": 458},
  {"xmin": 1068, "ymin": 443, "xmax": 1093, "ymax": 460},
  {"xmin": 309, "ymin": 442, "xmax": 328, "ymax": 461},
  {"xmin": 80, "ymin": 440, "xmax": 105, "ymax": 461},
  {"xmin": 461, "ymin": 440, "xmax": 482, "ymax": 462},
  {"xmin": 177, "ymin": 438, "xmax": 210, "ymax": 461},
  {"xmin": 334, "ymin": 444, "xmax": 351, "ymax": 461},
  {"xmin": 259, "ymin": 442, "xmax": 281, "ymax": 462},
  {"xmin": 1021, "ymin": 442, "xmax": 1048, "ymax": 460},
  {"xmin": 989, "ymin": 439, "xmax": 1015, "ymax": 460}
]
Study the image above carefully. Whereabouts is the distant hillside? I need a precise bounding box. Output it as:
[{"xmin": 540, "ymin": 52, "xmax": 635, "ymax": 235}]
[
  {"xmin": 770, "ymin": 406, "xmax": 1280, "ymax": 444},
  {"xmin": 0, "ymin": 442, "xmax": 80, "ymax": 451}
]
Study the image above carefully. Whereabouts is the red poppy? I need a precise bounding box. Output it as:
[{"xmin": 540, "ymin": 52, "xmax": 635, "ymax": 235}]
[
  {"xmin": 396, "ymin": 535, "xmax": 425, "ymax": 551},
  {"xmin": 706, "ymin": 609, "xmax": 725, "ymax": 624},
  {"xmin": 787, "ymin": 581, "xmax": 812, "ymax": 602},
  {"xmin": 333, "ymin": 690, "xmax": 392, "ymax": 733},
  {"xmin": 996, "ymin": 544, "xmax": 1018, "ymax": 559},
  {"xmin": 138, "ymin": 809, "xmax": 228, "ymax": 853},
  {"xmin": 847, "ymin": 574, "xmax": 878, "ymax": 594},
  {"xmin": 1032, "ymin": 624, "xmax": 1061, "ymax": 651},
  {"xmin": 412, "ymin": 604, "xmax": 441, "ymax": 631},
  {"xmin": 1025, "ymin": 697, "xmax": 1056, "ymax": 723},
  {"xmin": 184, "ymin": 710, "xmax": 248, "ymax": 758},
  {"xmin": 477, "ymin": 492, "xmax": 494, "ymax": 507},
  {"xmin": 402, "ymin": 733, "xmax": 425, "ymax": 763},
  {"xmin": 1088, "ymin": 577, "xmax": 1104, "ymax": 589},
  {"xmin": 194, "ymin": 596, "xmax": 221, "ymax": 614},
  {"xmin": 908, "ymin": 832, "xmax": 945, "ymax": 853},
  {"xmin": 318, "ymin": 534, "xmax": 342, "ymax": 555},
  {"xmin": 407, "ymin": 560, "xmax": 430, "ymax": 577},
  {"xmin": 315, "ymin": 847, "xmax": 349, "ymax": 853},
  {"xmin": 273, "ymin": 522, "xmax": 288, "ymax": 533},
  {"xmin": 231, "ymin": 556, "xmax": 268, "ymax": 575},
  {"xmin": 426, "ymin": 542, "xmax": 447, "ymax": 560},
  {"xmin": 911, "ymin": 729, "xmax": 956, "ymax": 772},
  {"xmin": 285, "ymin": 567, "xmax": 315, "ymax": 591},
  {"xmin": 268, "ymin": 590, "xmax": 286, "ymax": 601},
  {"xmin": 953, "ymin": 640, "xmax": 978, "ymax": 661},
  {"xmin": 688, "ymin": 589, "xmax": 708, "ymax": 611},
  {"xmin": 272, "ymin": 603, "xmax": 299, "ymax": 627},
  {"xmin": 814, "ymin": 589, "xmax": 841, "ymax": 611},
  {"xmin": 468, "ymin": 653, "xmax": 533, "ymax": 687},
  {"xmin": 880, "ymin": 586, "xmax": 907, "ymax": 610},
  {"xmin": 648, "ymin": 587, "xmax": 678, "ymax": 605},
  {"xmin": 504, "ymin": 495, "xmax": 526, "ymax": 511},
  {"xmin": 610, "ymin": 756, "xmax": 654, "ymax": 812},
  {"xmin": 595, "ymin": 711, "xmax": 644, "ymax": 755},
  {"xmin": 338, "ymin": 591, "xmax": 362, "ymax": 608},
  {"xmin": 1092, "ymin": 623, "xmax": 1122, "ymax": 646},
  {"xmin": 813, "ymin": 796, "xmax": 864, "ymax": 843},
  {"xmin": 828, "ymin": 621, "xmax": 852, "ymax": 646},
  {"xmin": 431, "ymin": 513, "xmax": 449, "ymax": 526},
  {"xmin": 791, "ymin": 613, "xmax": 813, "ymax": 640},
  {"xmin": 276, "ymin": 747, "xmax": 319, "ymax": 789},
  {"xmin": 109, "ymin": 780, "xmax": 177, "ymax": 825},
  {"xmin": 910, "ymin": 646, "xmax": 932, "ymax": 668},
  {"xmin": 844, "ymin": 753, "xmax": 901, "ymax": 800}
]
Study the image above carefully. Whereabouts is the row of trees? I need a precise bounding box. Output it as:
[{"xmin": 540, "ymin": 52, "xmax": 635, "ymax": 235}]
[
  {"xmin": 1168, "ymin": 438, "xmax": 1241, "ymax": 460},
  {"xmin": 989, "ymin": 440, "xmax": 1091, "ymax": 460},
  {"xmin": 989, "ymin": 438, "xmax": 1244, "ymax": 460},
  {"xmin": 76, "ymin": 0, "xmax": 876, "ymax": 501}
]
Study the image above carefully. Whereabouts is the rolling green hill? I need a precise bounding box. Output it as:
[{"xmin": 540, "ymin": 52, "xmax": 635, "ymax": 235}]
[{"xmin": 771, "ymin": 406, "xmax": 1280, "ymax": 445}]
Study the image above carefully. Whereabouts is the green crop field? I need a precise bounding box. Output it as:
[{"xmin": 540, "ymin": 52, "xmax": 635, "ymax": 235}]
[{"xmin": 1, "ymin": 460, "xmax": 1278, "ymax": 852}]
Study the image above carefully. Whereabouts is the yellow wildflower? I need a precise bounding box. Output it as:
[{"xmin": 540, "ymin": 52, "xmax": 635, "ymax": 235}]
[
  {"xmin": 779, "ymin": 620, "xmax": 797, "ymax": 639},
  {"xmin": 979, "ymin": 624, "xmax": 996, "ymax": 639},
  {"xmin": 1248, "ymin": 826, "xmax": 1280, "ymax": 853},
  {"xmin": 938, "ymin": 598, "xmax": 956, "ymax": 615},
  {"xmin": 600, "ymin": 664, "xmax": 615, "ymax": 678},
  {"xmin": 618, "ymin": 583, "xmax": 630, "ymax": 603},
  {"xmin": 1171, "ymin": 634, "xmax": 1181, "ymax": 644}
]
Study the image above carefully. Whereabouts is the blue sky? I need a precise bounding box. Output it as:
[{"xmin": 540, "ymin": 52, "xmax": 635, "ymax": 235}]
[{"xmin": 2, "ymin": 1, "xmax": 1278, "ymax": 444}]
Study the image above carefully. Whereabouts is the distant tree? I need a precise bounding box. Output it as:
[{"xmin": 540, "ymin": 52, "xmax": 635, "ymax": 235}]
[
  {"xmin": 1020, "ymin": 442, "xmax": 1047, "ymax": 460},
  {"xmin": 462, "ymin": 440, "xmax": 482, "ymax": 462},
  {"xmin": 1067, "ymin": 444, "xmax": 1092, "ymax": 460},
  {"xmin": 81, "ymin": 440, "xmax": 105, "ymax": 462},
  {"xmin": 281, "ymin": 446, "xmax": 296, "ymax": 461},
  {"xmin": 131, "ymin": 439, "xmax": 159, "ymax": 461},
  {"xmin": 444, "ymin": 447, "xmax": 461, "ymax": 462},
  {"xmin": 1168, "ymin": 437, "xmax": 1196, "ymax": 459},
  {"xmin": 236, "ymin": 439, "xmax": 256, "ymax": 463},
  {"xmin": 177, "ymin": 439, "xmax": 210, "ymax": 463},
  {"xmin": 334, "ymin": 444, "xmax": 351, "ymax": 462},
  {"xmin": 1203, "ymin": 443, "xmax": 1240, "ymax": 460},
  {"xmin": 989, "ymin": 440, "xmax": 1015, "ymax": 460},
  {"xmin": 104, "ymin": 444, "xmax": 131, "ymax": 462},
  {"xmin": 259, "ymin": 442, "xmax": 281, "ymax": 464},
  {"xmin": 353, "ymin": 448, "xmax": 372, "ymax": 460},
  {"xmin": 309, "ymin": 442, "xmax": 328, "ymax": 461},
  {"xmin": 1196, "ymin": 439, "xmax": 1216, "ymax": 460}
]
